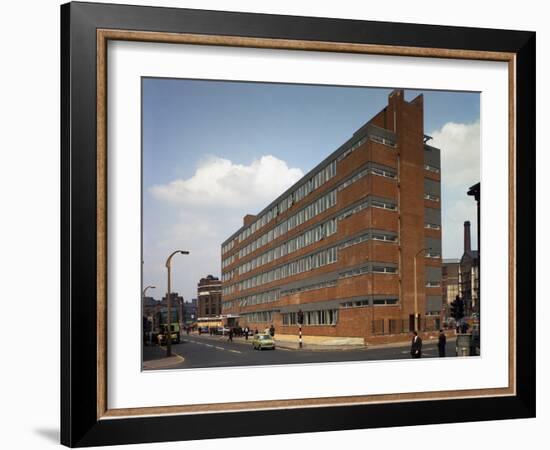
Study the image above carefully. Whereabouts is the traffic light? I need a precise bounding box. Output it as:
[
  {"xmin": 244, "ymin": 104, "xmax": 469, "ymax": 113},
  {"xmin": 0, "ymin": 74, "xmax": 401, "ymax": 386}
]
[
  {"xmin": 297, "ymin": 309, "xmax": 304, "ymax": 325},
  {"xmin": 450, "ymin": 296, "xmax": 465, "ymax": 321}
]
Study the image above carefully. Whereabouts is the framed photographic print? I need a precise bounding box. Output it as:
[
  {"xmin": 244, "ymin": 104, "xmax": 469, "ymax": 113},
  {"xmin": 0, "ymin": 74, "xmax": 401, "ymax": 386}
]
[{"xmin": 61, "ymin": 1, "xmax": 536, "ymax": 447}]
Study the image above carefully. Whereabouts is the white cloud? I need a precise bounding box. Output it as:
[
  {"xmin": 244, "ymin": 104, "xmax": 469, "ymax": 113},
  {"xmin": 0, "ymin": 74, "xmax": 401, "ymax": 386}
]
[
  {"xmin": 430, "ymin": 121, "xmax": 480, "ymax": 189},
  {"xmin": 144, "ymin": 155, "xmax": 303, "ymax": 301},
  {"xmin": 150, "ymin": 155, "xmax": 303, "ymax": 210},
  {"xmin": 431, "ymin": 121, "xmax": 480, "ymax": 258},
  {"xmin": 441, "ymin": 198, "xmax": 478, "ymax": 259}
]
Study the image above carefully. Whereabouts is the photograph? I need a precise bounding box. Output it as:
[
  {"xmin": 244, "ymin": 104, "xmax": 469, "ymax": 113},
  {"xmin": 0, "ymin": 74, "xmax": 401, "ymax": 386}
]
[{"xmin": 141, "ymin": 79, "xmax": 481, "ymax": 370}]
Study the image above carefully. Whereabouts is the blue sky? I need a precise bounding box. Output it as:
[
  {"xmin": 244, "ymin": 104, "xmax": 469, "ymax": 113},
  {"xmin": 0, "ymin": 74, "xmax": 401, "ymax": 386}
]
[{"xmin": 143, "ymin": 78, "xmax": 480, "ymax": 302}]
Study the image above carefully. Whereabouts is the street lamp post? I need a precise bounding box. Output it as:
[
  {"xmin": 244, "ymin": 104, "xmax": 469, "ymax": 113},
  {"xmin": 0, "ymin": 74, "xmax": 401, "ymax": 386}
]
[
  {"xmin": 142, "ymin": 285, "xmax": 156, "ymax": 298},
  {"xmin": 165, "ymin": 250, "xmax": 189, "ymax": 357},
  {"xmin": 142, "ymin": 285, "xmax": 155, "ymax": 345},
  {"xmin": 413, "ymin": 248, "xmax": 430, "ymax": 332}
]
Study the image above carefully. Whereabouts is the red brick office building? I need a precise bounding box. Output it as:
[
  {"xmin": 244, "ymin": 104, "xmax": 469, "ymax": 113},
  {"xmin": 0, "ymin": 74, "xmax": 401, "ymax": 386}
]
[{"xmin": 220, "ymin": 90, "xmax": 442, "ymax": 341}]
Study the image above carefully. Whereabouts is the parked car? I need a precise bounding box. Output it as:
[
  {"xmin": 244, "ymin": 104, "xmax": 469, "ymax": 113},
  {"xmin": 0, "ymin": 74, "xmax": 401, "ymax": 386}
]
[{"xmin": 252, "ymin": 333, "xmax": 275, "ymax": 350}]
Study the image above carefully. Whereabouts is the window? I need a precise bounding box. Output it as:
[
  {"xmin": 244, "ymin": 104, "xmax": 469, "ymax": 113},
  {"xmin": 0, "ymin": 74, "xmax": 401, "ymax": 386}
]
[
  {"xmin": 425, "ymin": 252, "xmax": 441, "ymax": 259},
  {"xmin": 372, "ymin": 199, "xmax": 397, "ymax": 210},
  {"xmin": 424, "ymin": 164, "xmax": 440, "ymax": 173},
  {"xmin": 373, "ymin": 298, "xmax": 399, "ymax": 305},
  {"xmin": 282, "ymin": 309, "xmax": 338, "ymax": 326},
  {"xmin": 424, "ymin": 193, "xmax": 440, "ymax": 202},
  {"xmin": 424, "ymin": 223, "xmax": 441, "ymax": 230},
  {"xmin": 370, "ymin": 134, "xmax": 396, "ymax": 147},
  {"xmin": 372, "ymin": 266, "xmax": 397, "ymax": 273}
]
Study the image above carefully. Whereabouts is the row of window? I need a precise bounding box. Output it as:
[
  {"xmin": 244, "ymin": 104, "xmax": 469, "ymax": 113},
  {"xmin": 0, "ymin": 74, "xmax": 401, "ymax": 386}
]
[
  {"xmin": 236, "ymin": 162, "xmax": 338, "ymax": 244},
  {"xmin": 281, "ymin": 279, "xmax": 338, "ymax": 296},
  {"xmin": 222, "ymin": 253, "xmax": 235, "ymax": 269},
  {"xmin": 237, "ymin": 189, "xmax": 337, "ymax": 259},
  {"xmin": 225, "ymin": 198, "xmax": 400, "ymax": 289},
  {"xmin": 229, "ymin": 161, "xmax": 400, "ymax": 262},
  {"xmin": 293, "ymin": 161, "xmax": 337, "ymax": 204},
  {"xmin": 241, "ymin": 310, "xmax": 273, "ymax": 323},
  {"xmin": 221, "ymin": 240, "xmax": 234, "ymax": 256},
  {"xmin": 424, "ymin": 193, "xmax": 440, "ymax": 202},
  {"xmin": 425, "ymin": 223, "xmax": 441, "ymax": 230},
  {"xmin": 336, "ymin": 132, "xmax": 397, "ymax": 165},
  {"xmin": 222, "ymin": 271, "xmax": 233, "ymax": 282},
  {"xmin": 424, "ymin": 164, "xmax": 440, "ymax": 173},
  {"xmin": 339, "ymin": 264, "xmax": 397, "ymax": 279},
  {"xmin": 370, "ymin": 134, "xmax": 397, "ymax": 148},
  {"xmin": 236, "ymin": 218, "xmax": 337, "ymax": 276},
  {"xmin": 336, "ymin": 136, "xmax": 369, "ymax": 162},
  {"xmin": 338, "ymin": 165, "xmax": 396, "ymax": 192},
  {"xmin": 340, "ymin": 298, "xmax": 398, "ymax": 308},
  {"xmin": 236, "ymin": 246, "xmax": 338, "ymax": 292},
  {"xmin": 282, "ymin": 309, "xmax": 338, "ymax": 326},
  {"xmin": 425, "ymin": 252, "xmax": 441, "ymax": 259},
  {"xmin": 426, "ymin": 281, "xmax": 441, "ymax": 287},
  {"xmin": 234, "ymin": 289, "xmax": 281, "ymax": 308},
  {"xmin": 231, "ymin": 194, "xmax": 397, "ymax": 278},
  {"xmin": 337, "ymin": 197, "xmax": 397, "ymax": 223},
  {"xmin": 229, "ymin": 159, "xmax": 398, "ymax": 259},
  {"xmin": 222, "ymin": 284, "xmax": 235, "ymax": 296},
  {"xmin": 338, "ymin": 230, "xmax": 397, "ymax": 250}
]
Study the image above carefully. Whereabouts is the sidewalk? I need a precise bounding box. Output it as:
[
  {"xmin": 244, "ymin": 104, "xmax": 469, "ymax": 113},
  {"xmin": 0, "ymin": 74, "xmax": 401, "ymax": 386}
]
[
  {"xmin": 142, "ymin": 344, "xmax": 185, "ymax": 370},
  {"xmin": 365, "ymin": 335, "xmax": 457, "ymax": 350}
]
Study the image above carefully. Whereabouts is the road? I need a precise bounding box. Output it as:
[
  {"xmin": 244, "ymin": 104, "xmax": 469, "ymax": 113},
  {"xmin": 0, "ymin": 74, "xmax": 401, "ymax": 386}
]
[{"xmin": 144, "ymin": 333, "xmax": 462, "ymax": 370}]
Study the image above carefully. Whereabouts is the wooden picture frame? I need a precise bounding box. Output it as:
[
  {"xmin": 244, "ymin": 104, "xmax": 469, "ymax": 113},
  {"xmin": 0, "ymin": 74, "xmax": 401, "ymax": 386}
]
[{"xmin": 61, "ymin": 1, "xmax": 535, "ymax": 447}]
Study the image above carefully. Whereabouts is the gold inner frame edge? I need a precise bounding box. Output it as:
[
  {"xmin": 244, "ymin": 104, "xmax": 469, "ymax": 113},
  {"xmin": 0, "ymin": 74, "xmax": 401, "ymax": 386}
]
[{"xmin": 96, "ymin": 29, "xmax": 517, "ymax": 420}]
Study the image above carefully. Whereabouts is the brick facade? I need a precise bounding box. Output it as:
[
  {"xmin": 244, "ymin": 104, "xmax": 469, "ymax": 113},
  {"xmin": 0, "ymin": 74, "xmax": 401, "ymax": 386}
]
[{"xmin": 220, "ymin": 90, "xmax": 442, "ymax": 341}]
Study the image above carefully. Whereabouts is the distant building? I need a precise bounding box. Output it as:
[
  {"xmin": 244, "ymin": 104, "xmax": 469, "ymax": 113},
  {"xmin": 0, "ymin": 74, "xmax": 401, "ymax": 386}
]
[
  {"xmin": 142, "ymin": 293, "xmax": 184, "ymax": 331},
  {"xmin": 183, "ymin": 298, "xmax": 198, "ymax": 324},
  {"xmin": 442, "ymin": 259, "xmax": 460, "ymax": 320},
  {"xmin": 460, "ymin": 221, "xmax": 479, "ymax": 315},
  {"xmin": 198, "ymin": 275, "xmax": 222, "ymax": 318}
]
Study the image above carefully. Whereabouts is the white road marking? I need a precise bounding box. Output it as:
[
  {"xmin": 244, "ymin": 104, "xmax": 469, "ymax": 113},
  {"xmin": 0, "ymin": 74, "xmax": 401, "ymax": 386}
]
[
  {"xmin": 215, "ymin": 346, "xmax": 225, "ymax": 351},
  {"xmin": 205, "ymin": 344, "xmax": 214, "ymax": 348},
  {"xmin": 228, "ymin": 349, "xmax": 241, "ymax": 354}
]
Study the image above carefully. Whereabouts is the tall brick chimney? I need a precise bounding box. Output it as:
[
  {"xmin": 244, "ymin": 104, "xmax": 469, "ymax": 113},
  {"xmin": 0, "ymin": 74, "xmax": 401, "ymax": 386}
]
[{"xmin": 464, "ymin": 220, "xmax": 471, "ymax": 253}]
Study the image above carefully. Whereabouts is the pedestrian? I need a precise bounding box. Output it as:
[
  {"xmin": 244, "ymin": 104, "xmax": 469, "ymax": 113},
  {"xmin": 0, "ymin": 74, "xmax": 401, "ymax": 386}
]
[
  {"xmin": 228, "ymin": 328, "xmax": 233, "ymax": 342},
  {"xmin": 254, "ymin": 328, "xmax": 258, "ymax": 336},
  {"xmin": 269, "ymin": 324, "xmax": 275, "ymax": 338},
  {"xmin": 410, "ymin": 331, "xmax": 422, "ymax": 358},
  {"xmin": 244, "ymin": 326, "xmax": 249, "ymax": 340},
  {"xmin": 438, "ymin": 329, "xmax": 447, "ymax": 357}
]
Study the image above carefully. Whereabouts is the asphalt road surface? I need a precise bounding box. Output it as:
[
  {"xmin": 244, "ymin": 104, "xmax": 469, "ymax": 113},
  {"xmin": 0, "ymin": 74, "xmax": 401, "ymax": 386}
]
[{"xmin": 144, "ymin": 334, "xmax": 462, "ymax": 370}]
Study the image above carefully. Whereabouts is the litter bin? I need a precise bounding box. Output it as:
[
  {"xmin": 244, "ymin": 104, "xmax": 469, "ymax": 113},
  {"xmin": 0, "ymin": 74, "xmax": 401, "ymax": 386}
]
[{"xmin": 456, "ymin": 333, "xmax": 472, "ymax": 356}]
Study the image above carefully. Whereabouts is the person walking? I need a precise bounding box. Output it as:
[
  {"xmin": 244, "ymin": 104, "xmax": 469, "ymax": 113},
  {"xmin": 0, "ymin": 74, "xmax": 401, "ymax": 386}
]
[
  {"xmin": 244, "ymin": 327, "xmax": 249, "ymax": 340},
  {"xmin": 410, "ymin": 331, "xmax": 422, "ymax": 358},
  {"xmin": 438, "ymin": 329, "xmax": 447, "ymax": 357},
  {"xmin": 228, "ymin": 328, "xmax": 233, "ymax": 342},
  {"xmin": 269, "ymin": 324, "xmax": 275, "ymax": 338}
]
